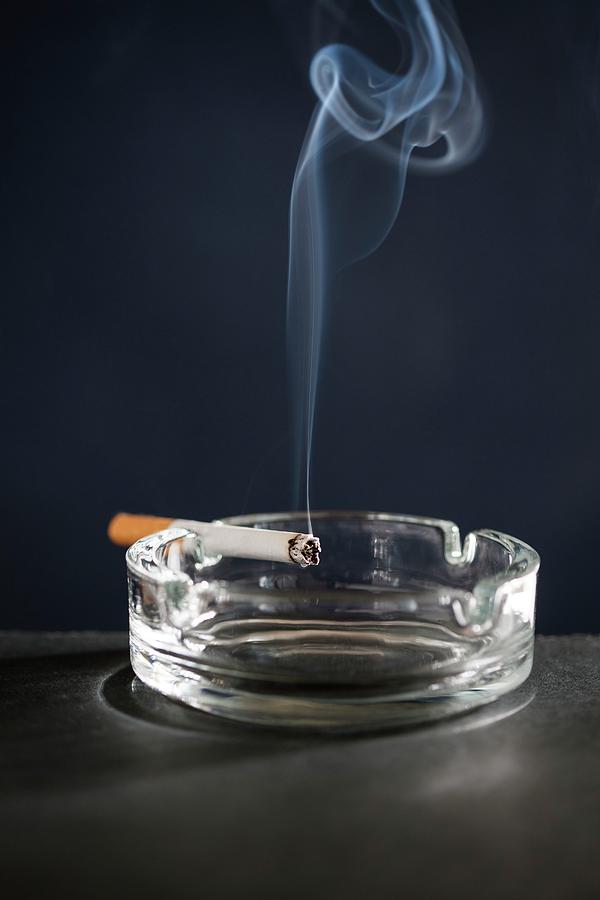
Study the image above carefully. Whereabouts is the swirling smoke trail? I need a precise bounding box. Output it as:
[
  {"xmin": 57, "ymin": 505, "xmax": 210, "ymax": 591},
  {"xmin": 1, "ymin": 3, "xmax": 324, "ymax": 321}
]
[{"xmin": 287, "ymin": 0, "xmax": 485, "ymax": 529}]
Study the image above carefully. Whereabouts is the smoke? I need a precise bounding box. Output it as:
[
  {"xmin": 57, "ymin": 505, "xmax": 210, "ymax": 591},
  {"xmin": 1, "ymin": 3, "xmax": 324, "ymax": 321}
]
[{"xmin": 286, "ymin": 0, "xmax": 485, "ymax": 529}]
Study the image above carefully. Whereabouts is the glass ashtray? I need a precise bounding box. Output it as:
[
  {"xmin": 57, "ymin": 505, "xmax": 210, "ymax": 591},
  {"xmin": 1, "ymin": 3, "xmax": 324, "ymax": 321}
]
[{"xmin": 127, "ymin": 511, "xmax": 539, "ymax": 731}]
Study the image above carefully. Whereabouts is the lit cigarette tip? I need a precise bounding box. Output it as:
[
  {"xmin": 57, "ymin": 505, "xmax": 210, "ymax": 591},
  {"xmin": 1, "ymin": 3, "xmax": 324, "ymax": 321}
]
[{"xmin": 288, "ymin": 534, "xmax": 321, "ymax": 567}]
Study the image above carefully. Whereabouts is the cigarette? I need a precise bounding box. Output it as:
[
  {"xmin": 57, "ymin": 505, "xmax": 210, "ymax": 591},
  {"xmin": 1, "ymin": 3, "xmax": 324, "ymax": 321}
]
[{"xmin": 107, "ymin": 513, "xmax": 321, "ymax": 567}]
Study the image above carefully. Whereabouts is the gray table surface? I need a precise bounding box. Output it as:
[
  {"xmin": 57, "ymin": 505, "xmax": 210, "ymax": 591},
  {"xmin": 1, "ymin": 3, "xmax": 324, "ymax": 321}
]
[{"xmin": 2, "ymin": 632, "xmax": 600, "ymax": 900}]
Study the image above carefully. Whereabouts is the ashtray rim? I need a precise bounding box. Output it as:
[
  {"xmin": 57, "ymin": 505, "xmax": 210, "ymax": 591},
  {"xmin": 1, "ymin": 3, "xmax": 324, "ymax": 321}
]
[{"xmin": 126, "ymin": 510, "xmax": 540, "ymax": 601}]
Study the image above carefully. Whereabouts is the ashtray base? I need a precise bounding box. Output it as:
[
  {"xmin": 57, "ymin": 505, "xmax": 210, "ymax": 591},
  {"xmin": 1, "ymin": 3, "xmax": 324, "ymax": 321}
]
[{"xmin": 130, "ymin": 630, "xmax": 534, "ymax": 732}]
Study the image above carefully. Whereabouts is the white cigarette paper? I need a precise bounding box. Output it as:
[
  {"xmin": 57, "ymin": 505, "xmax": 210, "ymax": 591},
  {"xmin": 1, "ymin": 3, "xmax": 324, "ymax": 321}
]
[{"xmin": 171, "ymin": 519, "xmax": 321, "ymax": 567}]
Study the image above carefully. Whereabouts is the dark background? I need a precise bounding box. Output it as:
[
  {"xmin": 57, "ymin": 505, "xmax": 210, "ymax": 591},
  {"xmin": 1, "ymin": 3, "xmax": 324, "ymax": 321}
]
[{"xmin": 3, "ymin": 0, "xmax": 600, "ymax": 632}]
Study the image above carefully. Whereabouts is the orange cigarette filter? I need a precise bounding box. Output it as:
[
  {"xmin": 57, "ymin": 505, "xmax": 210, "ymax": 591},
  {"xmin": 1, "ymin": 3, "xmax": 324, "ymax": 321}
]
[{"xmin": 108, "ymin": 513, "xmax": 175, "ymax": 547}]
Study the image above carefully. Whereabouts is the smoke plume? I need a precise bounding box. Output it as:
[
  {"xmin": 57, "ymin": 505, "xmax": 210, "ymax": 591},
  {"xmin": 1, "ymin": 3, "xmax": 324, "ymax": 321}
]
[{"xmin": 287, "ymin": 0, "xmax": 485, "ymax": 528}]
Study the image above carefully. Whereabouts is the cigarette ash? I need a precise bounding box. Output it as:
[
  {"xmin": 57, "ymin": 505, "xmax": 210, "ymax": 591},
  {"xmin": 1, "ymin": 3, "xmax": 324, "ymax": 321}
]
[{"xmin": 288, "ymin": 534, "xmax": 322, "ymax": 567}]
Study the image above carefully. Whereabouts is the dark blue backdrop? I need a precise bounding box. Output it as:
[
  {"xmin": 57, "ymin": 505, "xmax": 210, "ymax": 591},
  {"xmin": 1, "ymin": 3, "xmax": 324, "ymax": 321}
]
[{"xmin": 4, "ymin": 0, "xmax": 600, "ymax": 632}]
